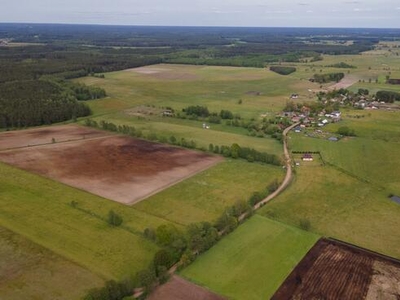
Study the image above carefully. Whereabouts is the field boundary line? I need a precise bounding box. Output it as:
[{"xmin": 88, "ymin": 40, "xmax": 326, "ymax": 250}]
[{"xmin": 0, "ymin": 134, "xmax": 111, "ymax": 153}]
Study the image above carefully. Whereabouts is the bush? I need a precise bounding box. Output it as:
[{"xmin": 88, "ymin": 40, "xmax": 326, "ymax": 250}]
[
  {"xmin": 299, "ymin": 218, "xmax": 311, "ymax": 231},
  {"xmin": 108, "ymin": 210, "xmax": 123, "ymax": 226},
  {"xmin": 337, "ymin": 126, "xmax": 356, "ymax": 137}
]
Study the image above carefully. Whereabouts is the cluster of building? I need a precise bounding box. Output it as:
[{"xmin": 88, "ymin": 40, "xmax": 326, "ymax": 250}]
[{"xmin": 282, "ymin": 109, "xmax": 341, "ymax": 128}]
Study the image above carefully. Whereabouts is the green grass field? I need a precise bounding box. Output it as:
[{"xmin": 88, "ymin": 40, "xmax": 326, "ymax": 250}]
[
  {"xmin": 134, "ymin": 159, "xmax": 285, "ymax": 225},
  {"xmin": 79, "ymin": 64, "xmax": 313, "ymax": 118},
  {"xmin": 180, "ymin": 215, "xmax": 319, "ymax": 300},
  {"xmin": 288, "ymin": 110, "xmax": 400, "ymax": 193},
  {"xmin": 0, "ymin": 162, "xmax": 164, "ymax": 280},
  {"xmin": 0, "ymin": 227, "xmax": 104, "ymax": 300},
  {"xmin": 259, "ymin": 157, "xmax": 400, "ymax": 259}
]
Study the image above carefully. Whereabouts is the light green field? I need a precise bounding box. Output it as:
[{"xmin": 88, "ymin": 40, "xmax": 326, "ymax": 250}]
[
  {"xmin": 259, "ymin": 107, "xmax": 400, "ymax": 259},
  {"xmin": 0, "ymin": 162, "xmax": 166, "ymax": 280},
  {"xmin": 289, "ymin": 110, "xmax": 400, "ymax": 192},
  {"xmin": 90, "ymin": 113, "xmax": 283, "ymax": 155},
  {"xmin": 135, "ymin": 159, "xmax": 285, "ymax": 225},
  {"xmin": 79, "ymin": 64, "xmax": 313, "ymax": 117},
  {"xmin": 180, "ymin": 215, "xmax": 319, "ymax": 300},
  {"xmin": 0, "ymin": 227, "xmax": 104, "ymax": 300},
  {"xmin": 259, "ymin": 155, "xmax": 400, "ymax": 259}
]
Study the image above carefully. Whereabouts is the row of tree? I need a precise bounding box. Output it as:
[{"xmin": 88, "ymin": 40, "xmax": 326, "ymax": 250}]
[
  {"xmin": 376, "ymin": 90, "xmax": 400, "ymax": 103},
  {"xmin": 84, "ymin": 179, "xmax": 279, "ymax": 299},
  {"xmin": 84, "ymin": 119, "xmax": 282, "ymax": 167},
  {"xmin": 313, "ymin": 72, "xmax": 345, "ymax": 83}
]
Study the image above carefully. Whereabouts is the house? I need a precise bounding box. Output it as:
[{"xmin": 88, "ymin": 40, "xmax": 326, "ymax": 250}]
[
  {"xmin": 294, "ymin": 126, "xmax": 302, "ymax": 133},
  {"xmin": 302, "ymin": 153, "xmax": 313, "ymax": 161},
  {"xmin": 162, "ymin": 110, "xmax": 174, "ymax": 117}
]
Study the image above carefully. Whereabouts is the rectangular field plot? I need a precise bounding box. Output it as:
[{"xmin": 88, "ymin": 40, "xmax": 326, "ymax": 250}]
[
  {"xmin": 272, "ymin": 238, "xmax": 400, "ymax": 300},
  {"xmin": 0, "ymin": 125, "xmax": 222, "ymax": 205},
  {"xmin": 180, "ymin": 215, "xmax": 319, "ymax": 300}
]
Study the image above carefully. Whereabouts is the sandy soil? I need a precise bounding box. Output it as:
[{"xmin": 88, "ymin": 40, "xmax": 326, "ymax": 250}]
[
  {"xmin": 0, "ymin": 124, "xmax": 110, "ymax": 151},
  {"xmin": 328, "ymin": 75, "xmax": 359, "ymax": 90},
  {"xmin": 148, "ymin": 275, "xmax": 226, "ymax": 300},
  {"xmin": 366, "ymin": 260, "xmax": 400, "ymax": 300},
  {"xmin": 272, "ymin": 238, "xmax": 400, "ymax": 300},
  {"xmin": 126, "ymin": 65, "xmax": 199, "ymax": 80},
  {"xmin": 0, "ymin": 126, "xmax": 222, "ymax": 205},
  {"xmin": 129, "ymin": 66, "xmax": 172, "ymax": 74}
]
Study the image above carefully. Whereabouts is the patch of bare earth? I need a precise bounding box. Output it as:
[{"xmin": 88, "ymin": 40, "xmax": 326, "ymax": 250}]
[
  {"xmin": 148, "ymin": 275, "xmax": 226, "ymax": 300},
  {"xmin": 0, "ymin": 124, "xmax": 110, "ymax": 150},
  {"xmin": 127, "ymin": 66, "xmax": 199, "ymax": 80},
  {"xmin": 272, "ymin": 238, "xmax": 400, "ymax": 300},
  {"xmin": 329, "ymin": 75, "xmax": 359, "ymax": 90},
  {"xmin": 366, "ymin": 261, "xmax": 400, "ymax": 300},
  {"xmin": 0, "ymin": 126, "xmax": 222, "ymax": 205}
]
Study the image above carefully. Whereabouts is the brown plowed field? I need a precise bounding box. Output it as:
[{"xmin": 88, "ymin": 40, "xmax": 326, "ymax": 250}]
[
  {"xmin": 272, "ymin": 238, "xmax": 400, "ymax": 300},
  {"xmin": 0, "ymin": 125, "xmax": 222, "ymax": 205},
  {"xmin": 148, "ymin": 275, "xmax": 226, "ymax": 300},
  {"xmin": 0, "ymin": 124, "xmax": 110, "ymax": 150}
]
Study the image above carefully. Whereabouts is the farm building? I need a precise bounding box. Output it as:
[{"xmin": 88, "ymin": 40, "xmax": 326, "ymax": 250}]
[{"xmin": 302, "ymin": 153, "xmax": 313, "ymax": 161}]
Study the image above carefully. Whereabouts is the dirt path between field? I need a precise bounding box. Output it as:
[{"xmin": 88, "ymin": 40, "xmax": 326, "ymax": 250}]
[{"xmin": 252, "ymin": 122, "xmax": 299, "ymax": 210}]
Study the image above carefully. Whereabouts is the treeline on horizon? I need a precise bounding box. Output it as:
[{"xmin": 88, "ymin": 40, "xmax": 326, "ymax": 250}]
[{"xmin": 0, "ymin": 24, "xmax": 395, "ymax": 129}]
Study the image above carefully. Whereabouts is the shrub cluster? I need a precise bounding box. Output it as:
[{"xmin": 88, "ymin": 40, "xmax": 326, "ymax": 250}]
[
  {"xmin": 269, "ymin": 66, "xmax": 297, "ymax": 75},
  {"xmin": 376, "ymin": 90, "xmax": 400, "ymax": 103}
]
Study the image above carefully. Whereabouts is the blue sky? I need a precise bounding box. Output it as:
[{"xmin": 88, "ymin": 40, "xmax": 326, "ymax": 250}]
[{"xmin": 1, "ymin": 0, "xmax": 399, "ymax": 28}]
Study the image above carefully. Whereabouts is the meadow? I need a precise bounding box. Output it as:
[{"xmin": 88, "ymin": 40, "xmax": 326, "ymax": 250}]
[
  {"xmin": 0, "ymin": 227, "xmax": 104, "ymax": 300},
  {"xmin": 0, "ymin": 162, "xmax": 163, "ymax": 280},
  {"xmin": 180, "ymin": 215, "xmax": 319, "ymax": 300},
  {"xmin": 134, "ymin": 159, "xmax": 285, "ymax": 225},
  {"xmin": 259, "ymin": 149, "xmax": 400, "ymax": 259}
]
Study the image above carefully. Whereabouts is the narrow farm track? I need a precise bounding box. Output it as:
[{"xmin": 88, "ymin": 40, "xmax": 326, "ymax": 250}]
[{"xmin": 253, "ymin": 122, "xmax": 300, "ymax": 210}]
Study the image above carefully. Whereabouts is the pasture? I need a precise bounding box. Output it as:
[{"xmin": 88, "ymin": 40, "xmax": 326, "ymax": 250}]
[
  {"xmin": 0, "ymin": 161, "xmax": 166, "ymax": 280},
  {"xmin": 180, "ymin": 215, "xmax": 319, "ymax": 300},
  {"xmin": 134, "ymin": 159, "xmax": 285, "ymax": 225},
  {"xmin": 0, "ymin": 227, "xmax": 104, "ymax": 300},
  {"xmin": 259, "ymin": 160, "xmax": 400, "ymax": 259}
]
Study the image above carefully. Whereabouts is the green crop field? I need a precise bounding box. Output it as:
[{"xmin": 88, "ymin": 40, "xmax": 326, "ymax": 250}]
[
  {"xmin": 180, "ymin": 215, "xmax": 319, "ymax": 300},
  {"xmin": 0, "ymin": 162, "xmax": 165, "ymax": 280},
  {"xmin": 134, "ymin": 159, "xmax": 285, "ymax": 225},
  {"xmin": 0, "ymin": 227, "xmax": 104, "ymax": 300}
]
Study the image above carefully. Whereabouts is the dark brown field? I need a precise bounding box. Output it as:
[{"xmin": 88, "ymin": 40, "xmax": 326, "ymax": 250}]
[
  {"xmin": 0, "ymin": 125, "xmax": 222, "ymax": 204},
  {"xmin": 272, "ymin": 238, "xmax": 400, "ymax": 300},
  {"xmin": 148, "ymin": 275, "xmax": 226, "ymax": 300}
]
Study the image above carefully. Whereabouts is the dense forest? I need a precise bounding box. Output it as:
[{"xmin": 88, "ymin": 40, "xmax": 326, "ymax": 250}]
[
  {"xmin": 0, "ymin": 80, "xmax": 91, "ymax": 128},
  {"xmin": 1, "ymin": 24, "xmax": 399, "ymax": 129}
]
